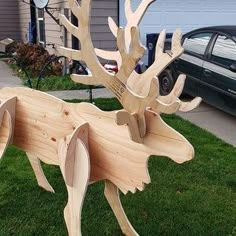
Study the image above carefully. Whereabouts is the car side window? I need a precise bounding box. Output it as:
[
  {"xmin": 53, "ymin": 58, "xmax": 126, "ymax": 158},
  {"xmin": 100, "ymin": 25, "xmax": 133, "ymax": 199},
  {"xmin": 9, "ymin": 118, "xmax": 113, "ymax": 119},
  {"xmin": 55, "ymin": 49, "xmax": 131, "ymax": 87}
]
[
  {"xmin": 211, "ymin": 35, "xmax": 236, "ymax": 68},
  {"xmin": 183, "ymin": 33, "xmax": 213, "ymax": 56}
]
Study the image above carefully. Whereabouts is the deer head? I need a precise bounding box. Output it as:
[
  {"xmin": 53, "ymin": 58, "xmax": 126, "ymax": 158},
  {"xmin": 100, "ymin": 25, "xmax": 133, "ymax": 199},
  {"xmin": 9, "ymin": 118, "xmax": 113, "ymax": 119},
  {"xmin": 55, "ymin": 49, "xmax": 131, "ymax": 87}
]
[{"xmin": 58, "ymin": 0, "xmax": 201, "ymax": 142}]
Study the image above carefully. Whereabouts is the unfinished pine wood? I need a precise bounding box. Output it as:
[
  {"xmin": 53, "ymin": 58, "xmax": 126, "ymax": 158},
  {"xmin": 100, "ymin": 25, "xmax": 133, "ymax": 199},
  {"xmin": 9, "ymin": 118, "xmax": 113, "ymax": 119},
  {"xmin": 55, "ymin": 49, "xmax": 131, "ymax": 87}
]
[
  {"xmin": 27, "ymin": 152, "xmax": 55, "ymax": 193},
  {"xmin": 0, "ymin": 84, "xmax": 194, "ymax": 235},
  {"xmin": 158, "ymin": 74, "xmax": 202, "ymax": 112},
  {"xmin": 149, "ymin": 97, "xmax": 180, "ymax": 114},
  {"xmin": 0, "ymin": 97, "xmax": 16, "ymax": 159},
  {"xmin": 0, "ymin": 97, "xmax": 16, "ymax": 143},
  {"xmin": 116, "ymin": 110, "xmax": 143, "ymax": 143},
  {"xmin": 0, "ymin": 87, "xmax": 194, "ymax": 193},
  {"xmin": 59, "ymin": 138, "xmax": 90, "ymax": 236},
  {"xmin": 0, "ymin": 111, "xmax": 12, "ymax": 160},
  {"xmin": 0, "ymin": 0, "xmax": 199, "ymax": 235},
  {"xmin": 58, "ymin": 0, "xmax": 161, "ymax": 138},
  {"xmin": 58, "ymin": 123, "xmax": 89, "ymax": 186},
  {"xmin": 74, "ymin": 0, "xmax": 200, "ymax": 115},
  {"xmin": 104, "ymin": 180, "xmax": 139, "ymax": 236},
  {"xmin": 127, "ymin": 29, "xmax": 184, "ymax": 97}
]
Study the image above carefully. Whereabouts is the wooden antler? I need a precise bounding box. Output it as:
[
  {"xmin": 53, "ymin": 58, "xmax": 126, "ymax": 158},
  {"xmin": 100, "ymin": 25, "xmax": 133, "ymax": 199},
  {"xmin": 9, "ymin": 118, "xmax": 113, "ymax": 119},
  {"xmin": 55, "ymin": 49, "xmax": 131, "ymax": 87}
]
[
  {"xmin": 127, "ymin": 29, "xmax": 183, "ymax": 95},
  {"xmin": 59, "ymin": 0, "xmax": 158, "ymax": 139},
  {"xmin": 96, "ymin": 0, "xmax": 155, "ymax": 67},
  {"xmin": 95, "ymin": 0, "xmax": 201, "ymax": 114},
  {"xmin": 158, "ymin": 74, "xmax": 202, "ymax": 112}
]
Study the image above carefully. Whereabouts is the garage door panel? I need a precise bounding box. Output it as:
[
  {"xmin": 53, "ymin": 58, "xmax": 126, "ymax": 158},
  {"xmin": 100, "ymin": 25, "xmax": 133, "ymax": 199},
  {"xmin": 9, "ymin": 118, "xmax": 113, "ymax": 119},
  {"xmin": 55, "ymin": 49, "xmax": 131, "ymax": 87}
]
[
  {"xmin": 120, "ymin": 0, "xmax": 236, "ymax": 32},
  {"xmin": 119, "ymin": 0, "xmax": 236, "ymax": 63}
]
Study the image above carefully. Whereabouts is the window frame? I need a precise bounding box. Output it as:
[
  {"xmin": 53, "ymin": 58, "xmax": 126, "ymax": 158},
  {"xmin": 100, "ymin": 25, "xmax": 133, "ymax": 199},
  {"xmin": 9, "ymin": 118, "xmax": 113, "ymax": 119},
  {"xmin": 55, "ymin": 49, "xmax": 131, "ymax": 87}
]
[
  {"xmin": 208, "ymin": 33, "xmax": 236, "ymax": 70},
  {"xmin": 182, "ymin": 31, "xmax": 214, "ymax": 60},
  {"xmin": 37, "ymin": 9, "xmax": 46, "ymax": 47}
]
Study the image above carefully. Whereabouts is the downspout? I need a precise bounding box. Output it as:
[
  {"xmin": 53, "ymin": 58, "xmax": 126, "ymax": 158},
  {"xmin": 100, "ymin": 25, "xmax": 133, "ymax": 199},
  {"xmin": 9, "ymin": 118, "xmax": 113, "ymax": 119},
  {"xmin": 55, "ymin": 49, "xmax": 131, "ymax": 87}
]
[{"xmin": 118, "ymin": 0, "xmax": 120, "ymax": 26}]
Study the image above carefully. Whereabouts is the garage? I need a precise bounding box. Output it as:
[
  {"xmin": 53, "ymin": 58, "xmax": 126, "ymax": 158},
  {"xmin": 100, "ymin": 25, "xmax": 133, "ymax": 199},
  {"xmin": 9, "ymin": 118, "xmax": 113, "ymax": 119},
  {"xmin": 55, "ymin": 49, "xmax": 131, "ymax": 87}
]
[{"xmin": 119, "ymin": 0, "xmax": 236, "ymax": 63}]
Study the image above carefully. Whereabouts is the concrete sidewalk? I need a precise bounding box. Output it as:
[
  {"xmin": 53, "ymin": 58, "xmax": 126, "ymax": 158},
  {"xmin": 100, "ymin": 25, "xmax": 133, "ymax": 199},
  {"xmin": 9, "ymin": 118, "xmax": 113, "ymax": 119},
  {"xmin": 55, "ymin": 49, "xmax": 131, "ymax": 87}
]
[
  {"xmin": 47, "ymin": 88, "xmax": 114, "ymax": 100},
  {"xmin": 0, "ymin": 59, "xmax": 235, "ymax": 147},
  {"xmin": 0, "ymin": 59, "xmax": 22, "ymax": 87},
  {"xmin": 177, "ymin": 102, "xmax": 236, "ymax": 147},
  {"xmin": 0, "ymin": 59, "xmax": 112, "ymax": 100}
]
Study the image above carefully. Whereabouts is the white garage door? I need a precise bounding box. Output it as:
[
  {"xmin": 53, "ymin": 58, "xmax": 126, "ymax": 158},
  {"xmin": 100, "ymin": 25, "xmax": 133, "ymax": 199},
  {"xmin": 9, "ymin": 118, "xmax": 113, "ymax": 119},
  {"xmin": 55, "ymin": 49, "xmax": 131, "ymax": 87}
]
[{"xmin": 119, "ymin": 0, "xmax": 236, "ymax": 62}]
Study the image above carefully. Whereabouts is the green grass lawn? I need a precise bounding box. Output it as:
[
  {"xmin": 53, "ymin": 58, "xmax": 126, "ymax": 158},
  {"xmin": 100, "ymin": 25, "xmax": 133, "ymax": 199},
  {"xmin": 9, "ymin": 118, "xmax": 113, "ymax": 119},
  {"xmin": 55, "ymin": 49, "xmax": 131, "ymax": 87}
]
[
  {"xmin": 6, "ymin": 61, "xmax": 101, "ymax": 91},
  {"xmin": 8, "ymin": 62, "xmax": 88, "ymax": 91},
  {"xmin": 0, "ymin": 98, "xmax": 235, "ymax": 236}
]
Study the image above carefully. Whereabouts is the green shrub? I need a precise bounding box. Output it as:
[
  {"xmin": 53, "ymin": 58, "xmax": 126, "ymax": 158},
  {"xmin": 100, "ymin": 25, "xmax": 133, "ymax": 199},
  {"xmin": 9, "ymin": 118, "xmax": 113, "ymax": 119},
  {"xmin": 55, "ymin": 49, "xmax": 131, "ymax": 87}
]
[{"xmin": 15, "ymin": 43, "xmax": 62, "ymax": 76}]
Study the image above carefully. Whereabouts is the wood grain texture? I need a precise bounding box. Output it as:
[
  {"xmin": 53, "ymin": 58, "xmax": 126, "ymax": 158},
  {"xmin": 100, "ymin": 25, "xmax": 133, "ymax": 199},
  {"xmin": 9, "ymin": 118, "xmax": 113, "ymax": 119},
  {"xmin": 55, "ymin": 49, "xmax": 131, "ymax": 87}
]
[
  {"xmin": 0, "ymin": 111, "xmax": 12, "ymax": 160},
  {"xmin": 0, "ymin": 87, "xmax": 193, "ymax": 194},
  {"xmin": 58, "ymin": 122, "xmax": 89, "ymax": 186},
  {"xmin": 0, "ymin": 1, "xmax": 198, "ymax": 235},
  {"xmin": 27, "ymin": 152, "xmax": 55, "ymax": 193},
  {"xmin": 104, "ymin": 180, "xmax": 139, "ymax": 236},
  {"xmin": 58, "ymin": 0, "xmax": 159, "ymax": 139},
  {"xmin": 158, "ymin": 74, "xmax": 202, "ymax": 112},
  {"xmin": 60, "ymin": 139, "xmax": 90, "ymax": 236},
  {"xmin": 0, "ymin": 97, "xmax": 16, "ymax": 159}
]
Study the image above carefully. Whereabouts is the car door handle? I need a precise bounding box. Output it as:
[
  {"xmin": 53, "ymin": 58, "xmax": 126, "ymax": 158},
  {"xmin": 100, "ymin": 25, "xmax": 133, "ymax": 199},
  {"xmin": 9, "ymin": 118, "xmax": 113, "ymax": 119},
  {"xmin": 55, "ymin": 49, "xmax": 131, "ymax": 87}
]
[{"xmin": 204, "ymin": 69, "xmax": 212, "ymax": 76}]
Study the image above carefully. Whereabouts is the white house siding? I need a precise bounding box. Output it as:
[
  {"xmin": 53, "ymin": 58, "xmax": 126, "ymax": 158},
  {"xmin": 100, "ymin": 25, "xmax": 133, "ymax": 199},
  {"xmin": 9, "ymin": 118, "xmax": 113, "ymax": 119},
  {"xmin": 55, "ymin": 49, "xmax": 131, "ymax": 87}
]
[
  {"xmin": 119, "ymin": 0, "xmax": 236, "ymax": 63},
  {"xmin": 44, "ymin": 0, "xmax": 69, "ymax": 54}
]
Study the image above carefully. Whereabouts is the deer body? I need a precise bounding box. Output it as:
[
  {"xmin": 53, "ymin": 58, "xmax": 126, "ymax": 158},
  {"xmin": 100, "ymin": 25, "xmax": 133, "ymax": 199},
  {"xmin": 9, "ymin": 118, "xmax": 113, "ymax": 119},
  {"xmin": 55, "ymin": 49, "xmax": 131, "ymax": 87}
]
[
  {"xmin": 0, "ymin": 87, "xmax": 193, "ymax": 193},
  {"xmin": 0, "ymin": 87, "xmax": 195, "ymax": 235}
]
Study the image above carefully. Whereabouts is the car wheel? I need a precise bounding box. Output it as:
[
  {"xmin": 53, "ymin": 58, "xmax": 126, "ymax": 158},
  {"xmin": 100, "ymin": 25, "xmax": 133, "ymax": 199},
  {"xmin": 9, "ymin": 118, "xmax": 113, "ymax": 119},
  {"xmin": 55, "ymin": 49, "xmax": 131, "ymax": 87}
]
[{"xmin": 159, "ymin": 69, "xmax": 175, "ymax": 95}]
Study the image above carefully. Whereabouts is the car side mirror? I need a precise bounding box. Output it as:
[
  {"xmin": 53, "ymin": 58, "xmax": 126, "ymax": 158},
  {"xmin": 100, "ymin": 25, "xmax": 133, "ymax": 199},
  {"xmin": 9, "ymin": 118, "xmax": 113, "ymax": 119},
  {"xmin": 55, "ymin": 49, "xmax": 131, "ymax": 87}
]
[{"xmin": 229, "ymin": 63, "xmax": 236, "ymax": 73}]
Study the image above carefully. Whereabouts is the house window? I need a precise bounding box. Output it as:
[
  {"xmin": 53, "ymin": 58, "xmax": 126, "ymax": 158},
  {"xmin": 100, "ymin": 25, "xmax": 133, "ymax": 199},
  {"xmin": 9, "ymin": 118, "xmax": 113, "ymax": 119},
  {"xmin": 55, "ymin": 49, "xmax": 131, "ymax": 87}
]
[{"xmin": 37, "ymin": 9, "xmax": 45, "ymax": 46}]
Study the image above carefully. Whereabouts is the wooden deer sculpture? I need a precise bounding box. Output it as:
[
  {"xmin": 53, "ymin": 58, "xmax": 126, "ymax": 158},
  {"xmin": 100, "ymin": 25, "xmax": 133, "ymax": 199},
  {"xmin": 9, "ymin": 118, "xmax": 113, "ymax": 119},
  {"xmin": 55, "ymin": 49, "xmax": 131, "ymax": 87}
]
[{"xmin": 0, "ymin": 0, "xmax": 201, "ymax": 235}]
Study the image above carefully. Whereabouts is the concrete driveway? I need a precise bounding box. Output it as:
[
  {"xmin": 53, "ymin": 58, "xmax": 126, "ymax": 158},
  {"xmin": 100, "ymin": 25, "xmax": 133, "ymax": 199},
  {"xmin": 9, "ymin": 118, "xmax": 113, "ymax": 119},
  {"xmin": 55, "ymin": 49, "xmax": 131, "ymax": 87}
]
[
  {"xmin": 0, "ymin": 59, "xmax": 22, "ymax": 87},
  {"xmin": 177, "ymin": 101, "xmax": 236, "ymax": 147}
]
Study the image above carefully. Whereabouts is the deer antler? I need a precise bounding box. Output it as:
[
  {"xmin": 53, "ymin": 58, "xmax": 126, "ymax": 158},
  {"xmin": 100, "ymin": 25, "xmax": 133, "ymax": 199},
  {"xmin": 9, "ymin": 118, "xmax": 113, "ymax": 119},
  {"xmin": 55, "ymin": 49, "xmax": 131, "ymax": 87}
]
[
  {"xmin": 129, "ymin": 29, "xmax": 202, "ymax": 114},
  {"xmin": 158, "ymin": 74, "xmax": 202, "ymax": 112},
  {"xmin": 95, "ymin": 0, "xmax": 201, "ymax": 114},
  {"xmin": 96, "ymin": 0, "xmax": 154, "ymax": 68},
  {"xmin": 58, "ymin": 0, "xmax": 158, "ymax": 139}
]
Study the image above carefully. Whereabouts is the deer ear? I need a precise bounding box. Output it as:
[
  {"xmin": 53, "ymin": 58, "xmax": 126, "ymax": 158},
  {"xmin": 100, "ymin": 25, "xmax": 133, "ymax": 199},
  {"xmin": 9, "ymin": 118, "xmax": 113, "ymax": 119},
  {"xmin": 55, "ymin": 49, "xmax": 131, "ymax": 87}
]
[
  {"xmin": 0, "ymin": 97, "xmax": 16, "ymax": 160},
  {"xmin": 0, "ymin": 111, "xmax": 13, "ymax": 160},
  {"xmin": 58, "ymin": 122, "xmax": 90, "ymax": 186}
]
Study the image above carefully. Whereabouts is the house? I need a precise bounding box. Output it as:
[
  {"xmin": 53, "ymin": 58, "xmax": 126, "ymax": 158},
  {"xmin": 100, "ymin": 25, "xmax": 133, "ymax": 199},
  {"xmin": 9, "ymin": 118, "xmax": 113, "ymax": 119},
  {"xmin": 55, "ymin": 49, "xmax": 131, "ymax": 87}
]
[
  {"xmin": 120, "ymin": 0, "xmax": 236, "ymax": 37},
  {"xmin": 119, "ymin": 0, "xmax": 236, "ymax": 63},
  {"xmin": 0, "ymin": 1, "xmax": 21, "ymax": 42},
  {"xmin": 2, "ymin": 1, "xmax": 235, "ymax": 60},
  {"xmin": 0, "ymin": 0, "xmax": 118, "ymax": 55}
]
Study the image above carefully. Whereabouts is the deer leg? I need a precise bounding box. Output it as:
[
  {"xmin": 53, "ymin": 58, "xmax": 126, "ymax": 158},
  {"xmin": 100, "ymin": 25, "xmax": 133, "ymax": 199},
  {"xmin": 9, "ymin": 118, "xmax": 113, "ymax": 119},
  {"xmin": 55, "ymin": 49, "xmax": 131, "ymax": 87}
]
[
  {"xmin": 26, "ymin": 152, "xmax": 55, "ymax": 193},
  {"xmin": 104, "ymin": 180, "xmax": 139, "ymax": 236},
  {"xmin": 58, "ymin": 123, "xmax": 90, "ymax": 236}
]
